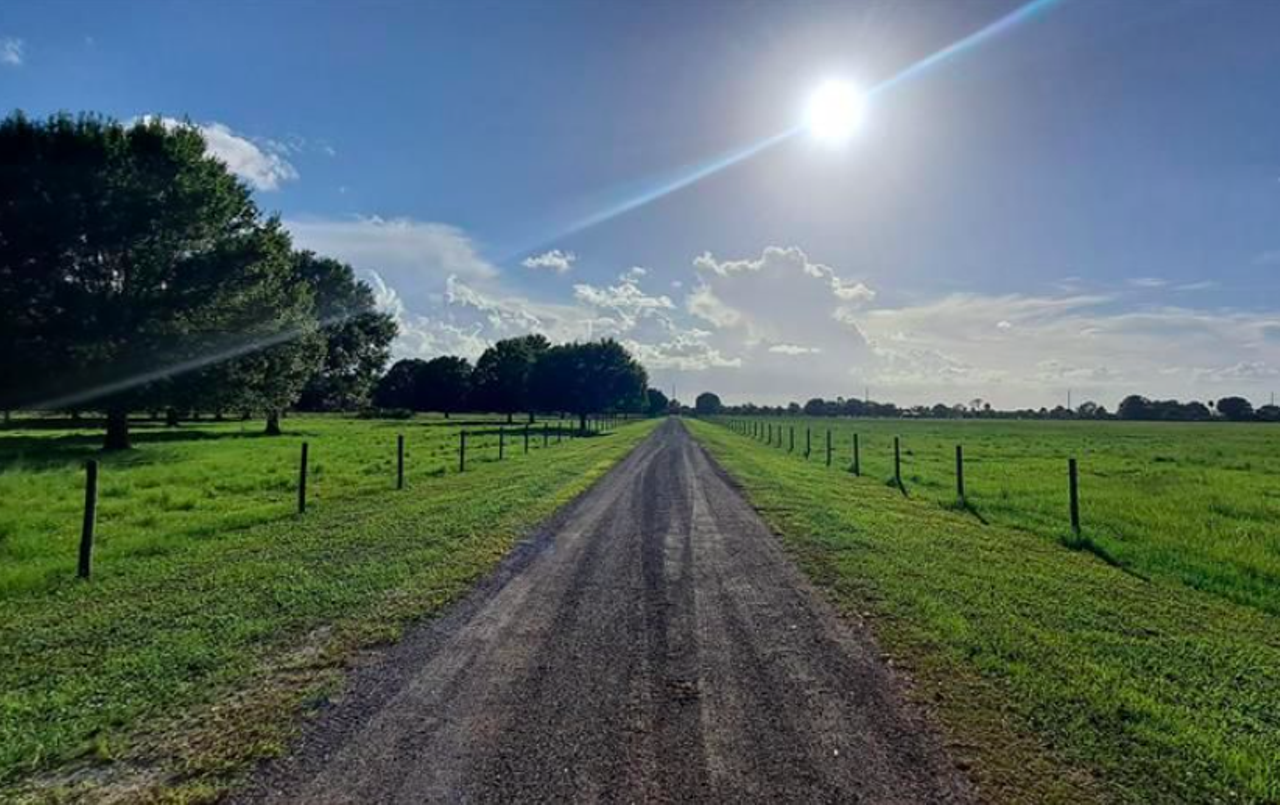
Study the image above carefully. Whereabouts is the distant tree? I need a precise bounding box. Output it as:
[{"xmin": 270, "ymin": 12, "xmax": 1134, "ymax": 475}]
[
  {"xmin": 0, "ymin": 113, "xmax": 320, "ymax": 448},
  {"xmin": 419, "ymin": 356, "xmax": 473, "ymax": 417},
  {"xmin": 695, "ymin": 392, "xmax": 723, "ymax": 416},
  {"xmin": 531, "ymin": 340, "xmax": 648, "ymax": 432},
  {"xmin": 1215, "ymin": 396, "xmax": 1255, "ymax": 422},
  {"xmin": 645, "ymin": 387, "xmax": 670, "ymax": 417},
  {"xmin": 1257, "ymin": 404, "xmax": 1280, "ymax": 423},
  {"xmin": 470, "ymin": 335, "xmax": 549, "ymax": 422},
  {"xmin": 373, "ymin": 358, "xmax": 426, "ymax": 410},
  {"xmin": 1117, "ymin": 395, "xmax": 1152, "ymax": 421},
  {"xmin": 295, "ymin": 253, "xmax": 397, "ymax": 412}
]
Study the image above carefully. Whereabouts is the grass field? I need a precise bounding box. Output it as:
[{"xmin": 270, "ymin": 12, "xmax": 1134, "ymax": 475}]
[
  {"xmin": 690, "ymin": 417, "xmax": 1280, "ymax": 804},
  {"xmin": 716, "ymin": 416, "xmax": 1280, "ymax": 617},
  {"xmin": 0, "ymin": 414, "xmax": 656, "ymax": 800}
]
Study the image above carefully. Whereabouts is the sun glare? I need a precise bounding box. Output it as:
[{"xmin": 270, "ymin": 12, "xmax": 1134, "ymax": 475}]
[{"xmin": 805, "ymin": 80, "xmax": 866, "ymax": 144}]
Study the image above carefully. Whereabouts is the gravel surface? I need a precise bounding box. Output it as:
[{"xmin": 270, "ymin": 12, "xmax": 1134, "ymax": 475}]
[{"xmin": 235, "ymin": 418, "xmax": 973, "ymax": 804}]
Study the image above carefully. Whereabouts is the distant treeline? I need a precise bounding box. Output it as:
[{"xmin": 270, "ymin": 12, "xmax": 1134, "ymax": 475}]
[
  {"xmin": 371, "ymin": 336, "xmax": 662, "ymax": 431},
  {"xmin": 692, "ymin": 392, "xmax": 1280, "ymax": 423}
]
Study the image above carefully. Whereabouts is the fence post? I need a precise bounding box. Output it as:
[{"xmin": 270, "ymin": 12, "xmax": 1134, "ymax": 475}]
[
  {"xmin": 805, "ymin": 427, "xmax": 811, "ymax": 459},
  {"xmin": 525, "ymin": 424, "xmax": 530, "ymax": 454},
  {"xmin": 397, "ymin": 434, "xmax": 405, "ymax": 490},
  {"xmin": 768, "ymin": 422, "xmax": 772, "ymax": 445},
  {"xmin": 852, "ymin": 433, "xmax": 860, "ymax": 476},
  {"xmin": 894, "ymin": 436, "xmax": 903, "ymax": 491},
  {"xmin": 955, "ymin": 444, "xmax": 965, "ymax": 502},
  {"xmin": 78, "ymin": 460, "xmax": 98, "ymax": 579},
  {"xmin": 826, "ymin": 429, "xmax": 832, "ymax": 467},
  {"xmin": 499, "ymin": 427, "xmax": 505, "ymax": 460},
  {"xmin": 298, "ymin": 442, "xmax": 309, "ymax": 514},
  {"xmin": 459, "ymin": 431, "xmax": 467, "ymax": 473},
  {"xmin": 1069, "ymin": 458, "xmax": 1080, "ymax": 533},
  {"xmin": 789, "ymin": 426, "xmax": 795, "ymax": 452},
  {"xmin": 544, "ymin": 422, "xmax": 549, "ymax": 448}
]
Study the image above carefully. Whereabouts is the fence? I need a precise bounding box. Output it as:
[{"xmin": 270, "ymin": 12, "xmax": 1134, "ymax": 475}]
[
  {"xmin": 70, "ymin": 414, "xmax": 630, "ymax": 580},
  {"xmin": 721, "ymin": 417, "xmax": 1083, "ymax": 535}
]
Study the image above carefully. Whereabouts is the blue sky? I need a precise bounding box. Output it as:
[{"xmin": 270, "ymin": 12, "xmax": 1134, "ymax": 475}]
[{"xmin": 3, "ymin": 0, "xmax": 1280, "ymax": 408}]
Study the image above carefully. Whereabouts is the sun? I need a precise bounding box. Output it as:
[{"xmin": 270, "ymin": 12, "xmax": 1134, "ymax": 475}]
[{"xmin": 804, "ymin": 80, "xmax": 867, "ymax": 144}]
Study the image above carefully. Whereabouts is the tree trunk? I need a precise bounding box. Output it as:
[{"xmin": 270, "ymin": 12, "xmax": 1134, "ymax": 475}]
[
  {"xmin": 265, "ymin": 410, "xmax": 282, "ymax": 436},
  {"xmin": 579, "ymin": 412, "xmax": 587, "ymax": 434},
  {"xmin": 507, "ymin": 412, "xmax": 514, "ymax": 424},
  {"xmin": 528, "ymin": 411, "xmax": 535, "ymax": 424},
  {"xmin": 214, "ymin": 410, "xmax": 224, "ymax": 422},
  {"xmin": 104, "ymin": 408, "xmax": 131, "ymax": 451},
  {"xmin": 165, "ymin": 407, "xmax": 180, "ymax": 427}
]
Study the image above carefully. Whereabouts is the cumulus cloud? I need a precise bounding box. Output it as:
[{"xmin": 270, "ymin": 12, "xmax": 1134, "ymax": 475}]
[
  {"xmin": 143, "ymin": 117, "xmax": 298, "ymax": 191},
  {"xmin": 521, "ymin": 249, "xmax": 576, "ymax": 274}
]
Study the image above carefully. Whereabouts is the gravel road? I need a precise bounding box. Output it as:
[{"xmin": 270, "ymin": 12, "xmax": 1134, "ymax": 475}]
[{"xmin": 236, "ymin": 418, "xmax": 972, "ymax": 804}]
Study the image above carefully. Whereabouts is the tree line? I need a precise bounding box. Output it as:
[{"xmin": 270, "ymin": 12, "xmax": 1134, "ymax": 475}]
[
  {"xmin": 693, "ymin": 392, "xmax": 1280, "ymax": 422},
  {"xmin": 0, "ymin": 112, "xmax": 668, "ymax": 450},
  {"xmin": 373, "ymin": 335, "xmax": 669, "ymax": 431}
]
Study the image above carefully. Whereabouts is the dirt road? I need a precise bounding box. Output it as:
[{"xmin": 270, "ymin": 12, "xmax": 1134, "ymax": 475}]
[{"xmin": 237, "ymin": 419, "xmax": 971, "ymax": 803}]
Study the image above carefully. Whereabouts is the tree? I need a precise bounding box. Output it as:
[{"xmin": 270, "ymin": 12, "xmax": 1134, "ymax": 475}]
[
  {"xmin": 644, "ymin": 387, "xmax": 669, "ymax": 417},
  {"xmin": 373, "ymin": 358, "xmax": 426, "ymax": 410},
  {"xmin": 530, "ymin": 340, "xmax": 647, "ymax": 432},
  {"xmin": 1257, "ymin": 404, "xmax": 1280, "ymax": 423},
  {"xmin": 695, "ymin": 392, "xmax": 723, "ymax": 416},
  {"xmin": 1215, "ymin": 396, "xmax": 1254, "ymax": 422},
  {"xmin": 0, "ymin": 113, "xmax": 321, "ymax": 448},
  {"xmin": 1117, "ymin": 395, "xmax": 1152, "ymax": 421},
  {"xmin": 470, "ymin": 335, "xmax": 549, "ymax": 422},
  {"xmin": 419, "ymin": 356, "xmax": 472, "ymax": 416},
  {"xmin": 295, "ymin": 252, "xmax": 397, "ymax": 412}
]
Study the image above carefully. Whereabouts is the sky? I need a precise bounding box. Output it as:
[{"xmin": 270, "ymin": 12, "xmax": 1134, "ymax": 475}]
[{"xmin": 3, "ymin": 0, "xmax": 1280, "ymax": 409}]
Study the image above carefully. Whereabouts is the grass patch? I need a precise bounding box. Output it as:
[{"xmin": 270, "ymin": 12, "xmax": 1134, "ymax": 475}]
[
  {"xmin": 689, "ymin": 418, "xmax": 1279, "ymax": 804},
  {"xmin": 0, "ymin": 414, "xmax": 657, "ymax": 800}
]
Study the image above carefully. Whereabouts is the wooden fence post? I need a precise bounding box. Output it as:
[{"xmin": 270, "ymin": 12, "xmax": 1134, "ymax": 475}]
[
  {"xmin": 397, "ymin": 434, "xmax": 405, "ymax": 490},
  {"xmin": 1069, "ymin": 458, "xmax": 1080, "ymax": 533},
  {"xmin": 78, "ymin": 460, "xmax": 98, "ymax": 579},
  {"xmin": 789, "ymin": 426, "xmax": 794, "ymax": 452},
  {"xmin": 298, "ymin": 442, "xmax": 309, "ymax": 514},
  {"xmin": 826, "ymin": 429, "xmax": 832, "ymax": 467},
  {"xmin": 894, "ymin": 436, "xmax": 903, "ymax": 491},
  {"xmin": 805, "ymin": 427, "xmax": 811, "ymax": 459},
  {"xmin": 955, "ymin": 444, "xmax": 965, "ymax": 502},
  {"xmin": 852, "ymin": 433, "xmax": 860, "ymax": 476}
]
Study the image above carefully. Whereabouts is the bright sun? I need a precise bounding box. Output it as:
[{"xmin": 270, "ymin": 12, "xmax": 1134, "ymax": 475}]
[{"xmin": 805, "ymin": 80, "xmax": 867, "ymax": 144}]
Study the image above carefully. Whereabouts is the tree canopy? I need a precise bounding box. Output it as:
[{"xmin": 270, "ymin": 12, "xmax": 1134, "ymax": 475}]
[
  {"xmin": 529, "ymin": 339, "xmax": 648, "ymax": 431},
  {"xmin": 470, "ymin": 335, "xmax": 549, "ymax": 422},
  {"xmin": 694, "ymin": 392, "xmax": 723, "ymax": 415}
]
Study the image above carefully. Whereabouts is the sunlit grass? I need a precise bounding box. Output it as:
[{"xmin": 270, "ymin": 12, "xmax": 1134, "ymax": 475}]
[{"xmin": 714, "ymin": 417, "xmax": 1280, "ymax": 616}]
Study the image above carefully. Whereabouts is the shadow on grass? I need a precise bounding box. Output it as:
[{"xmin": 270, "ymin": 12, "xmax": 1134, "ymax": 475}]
[
  {"xmin": 942, "ymin": 498, "xmax": 990, "ymax": 525},
  {"xmin": 0, "ymin": 428, "xmax": 280, "ymax": 473}
]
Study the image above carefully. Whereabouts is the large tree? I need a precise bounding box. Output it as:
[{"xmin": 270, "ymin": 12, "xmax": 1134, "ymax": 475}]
[
  {"xmin": 644, "ymin": 387, "xmax": 669, "ymax": 417},
  {"xmin": 530, "ymin": 339, "xmax": 647, "ymax": 432},
  {"xmin": 470, "ymin": 334, "xmax": 549, "ymax": 422},
  {"xmin": 0, "ymin": 113, "xmax": 320, "ymax": 448},
  {"xmin": 695, "ymin": 392, "xmax": 723, "ymax": 415},
  {"xmin": 294, "ymin": 252, "xmax": 397, "ymax": 412},
  {"xmin": 372, "ymin": 355, "xmax": 472, "ymax": 416}
]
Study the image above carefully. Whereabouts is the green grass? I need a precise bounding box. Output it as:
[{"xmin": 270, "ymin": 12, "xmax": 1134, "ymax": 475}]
[
  {"xmin": 719, "ymin": 417, "xmax": 1280, "ymax": 617},
  {"xmin": 0, "ymin": 414, "xmax": 656, "ymax": 800},
  {"xmin": 690, "ymin": 418, "xmax": 1280, "ymax": 804}
]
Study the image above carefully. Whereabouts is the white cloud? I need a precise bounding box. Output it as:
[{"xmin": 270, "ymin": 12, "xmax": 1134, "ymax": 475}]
[
  {"xmin": 1174, "ymin": 280, "xmax": 1219, "ymax": 292},
  {"xmin": 1128, "ymin": 277, "xmax": 1167, "ymax": 289},
  {"xmin": 1, "ymin": 38, "xmax": 23, "ymax": 66},
  {"xmin": 143, "ymin": 117, "xmax": 298, "ymax": 191},
  {"xmin": 768, "ymin": 343, "xmax": 822, "ymax": 355},
  {"xmin": 521, "ymin": 249, "xmax": 576, "ymax": 274}
]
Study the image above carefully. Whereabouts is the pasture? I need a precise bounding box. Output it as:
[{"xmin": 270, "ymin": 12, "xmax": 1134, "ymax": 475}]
[
  {"xmin": 691, "ymin": 417, "xmax": 1280, "ymax": 803},
  {"xmin": 0, "ymin": 414, "xmax": 656, "ymax": 798},
  {"xmin": 717, "ymin": 416, "xmax": 1280, "ymax": 616}
]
